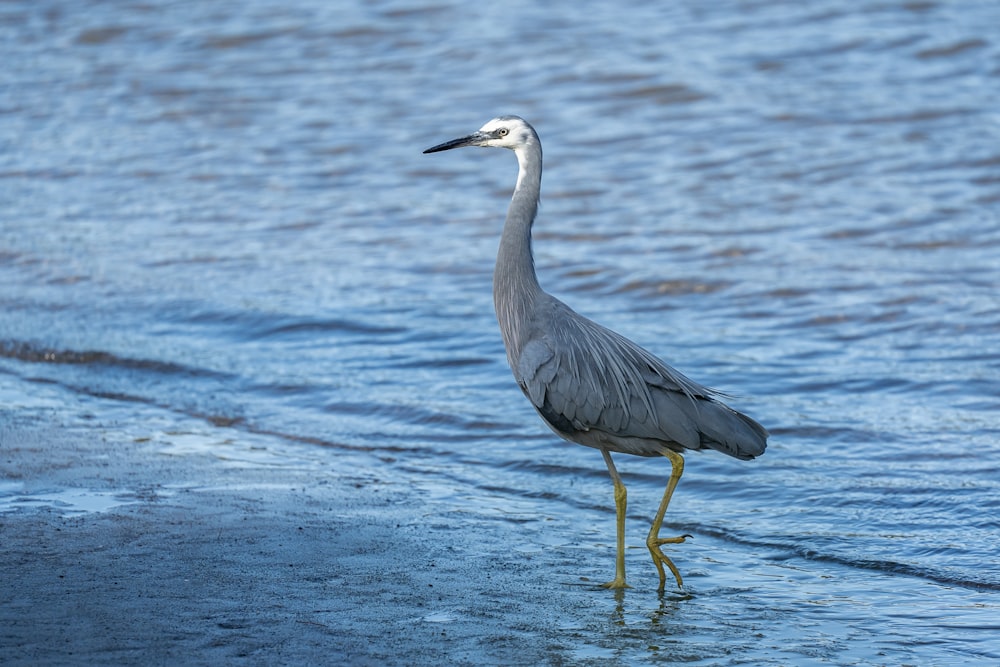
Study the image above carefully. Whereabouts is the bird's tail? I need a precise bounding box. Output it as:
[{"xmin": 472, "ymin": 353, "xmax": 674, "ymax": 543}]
[{"xmin": 698, "ymin": 401, "xmax": 768, "ymax": 460}]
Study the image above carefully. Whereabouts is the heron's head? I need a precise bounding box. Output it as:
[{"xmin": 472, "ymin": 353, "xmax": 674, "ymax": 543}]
[{"xmin": 423, "ymin": 115, "xmax": 538, "ymax": 154}]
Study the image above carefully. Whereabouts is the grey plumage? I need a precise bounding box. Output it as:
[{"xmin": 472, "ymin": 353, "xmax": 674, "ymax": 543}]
[{"xmin": 424, "ymin": 115, "xmax": 767, "ymax": 590}]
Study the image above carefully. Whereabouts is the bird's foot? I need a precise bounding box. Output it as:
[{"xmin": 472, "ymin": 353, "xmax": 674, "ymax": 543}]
[
  {"xmin": 599, "ymin": 576, "xmax": 631, "ymax": 590},
  {"xmin": 647, "ymin": 533, "xmax": 691, "ymax": 591}
]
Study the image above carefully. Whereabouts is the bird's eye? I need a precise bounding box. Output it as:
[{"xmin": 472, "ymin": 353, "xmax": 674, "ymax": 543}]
[{"xmin": 497, "ymin": 128, "xmax": 509, "ymax": 137}]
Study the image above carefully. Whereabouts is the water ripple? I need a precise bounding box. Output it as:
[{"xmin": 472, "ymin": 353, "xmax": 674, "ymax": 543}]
[{"xmin": 3, "ymin": 0, "xmax": 999, "ymax": 661}]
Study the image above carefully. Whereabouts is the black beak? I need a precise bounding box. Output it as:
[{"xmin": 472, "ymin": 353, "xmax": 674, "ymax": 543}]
[{"xmin": 423, "ymin": 131, "xmax": 487, "ymax": 154}]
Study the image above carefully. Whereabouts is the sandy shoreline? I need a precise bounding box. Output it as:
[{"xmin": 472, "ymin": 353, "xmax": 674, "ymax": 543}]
[
  {"xmin": 10, "ymin": 372, "xmax": 997, "ymax": 665},
  {"xmin": 1, "ymin": 379, "xmax": 580, "ymax": 665}
]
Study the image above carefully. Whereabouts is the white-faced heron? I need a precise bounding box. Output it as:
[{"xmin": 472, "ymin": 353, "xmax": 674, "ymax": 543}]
[{"xmin": 423, "ymin": 115, "xmax": 767, "ymax": 591}]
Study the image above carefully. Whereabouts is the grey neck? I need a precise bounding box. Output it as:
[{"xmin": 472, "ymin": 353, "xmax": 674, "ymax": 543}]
[{"xmin": 493, "ymin": 142, "xmax": 544, "ymax": 363}]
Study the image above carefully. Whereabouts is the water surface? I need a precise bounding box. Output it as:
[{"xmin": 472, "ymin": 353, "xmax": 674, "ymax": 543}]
[{"xmin": 2, "ymin": 0, "xmax": 999, "ymax": 663}]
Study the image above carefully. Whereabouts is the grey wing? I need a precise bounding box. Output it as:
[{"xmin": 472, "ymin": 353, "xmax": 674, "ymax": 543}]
[{"xmin": 513, "ymin": 305, "xmax": 767, "ymax": 460}]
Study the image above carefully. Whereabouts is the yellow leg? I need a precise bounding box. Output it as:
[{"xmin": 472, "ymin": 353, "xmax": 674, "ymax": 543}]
[
  {"xmin": 599, "ymin": 449, "xmax": 630, "ymax": 589},
  {"xmin": 646, "ymin": 449, "xmax": 688, "ymax": 591}
]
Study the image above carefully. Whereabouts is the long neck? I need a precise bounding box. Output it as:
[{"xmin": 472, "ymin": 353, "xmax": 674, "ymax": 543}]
[{"xmin": 493, "ymin": 142, "xmax": 543, "ymax": 362}]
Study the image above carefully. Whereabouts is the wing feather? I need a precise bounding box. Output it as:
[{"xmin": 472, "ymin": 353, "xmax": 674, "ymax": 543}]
[{"xmin": 511, "ymin": 298, "xmax": 766, "ymax": 459}]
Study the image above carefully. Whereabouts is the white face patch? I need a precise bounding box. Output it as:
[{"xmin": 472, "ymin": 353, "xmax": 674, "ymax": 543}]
[
  {"xmin": 478, "ymin": 118, "xmax": 507, "ymax": 134},
  {"xmin": 477, "ymin": 116, "xmax": 531, "ymax": 149}
]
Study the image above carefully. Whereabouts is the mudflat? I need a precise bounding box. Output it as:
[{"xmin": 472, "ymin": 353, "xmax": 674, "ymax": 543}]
[{"xmin": 0, "ymin": 387, "xmax": 575, "ymax": 666}]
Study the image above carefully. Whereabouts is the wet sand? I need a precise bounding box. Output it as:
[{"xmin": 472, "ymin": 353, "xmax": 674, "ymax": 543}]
[
  {"xmin": 1, "ymin": 387, "xmax": 590, "ymax": 665},
  {"xmin": 6, "ymin": 372, "xmax": 715, "ymax": 666},
  {"xmin": 5, "ymin": 378, "xmax": 999, "ymax": 665}
]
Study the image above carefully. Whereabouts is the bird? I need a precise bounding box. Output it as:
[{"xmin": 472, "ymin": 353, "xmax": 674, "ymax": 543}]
[{"xmin": 423, "ymin": 115, "xmax": 767, "ymax": 591}]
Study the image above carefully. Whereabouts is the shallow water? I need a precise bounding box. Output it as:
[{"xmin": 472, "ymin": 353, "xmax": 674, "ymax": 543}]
[{"xmin": 2, "ymin": 0, "xmax": 1000, "ymax": 663}]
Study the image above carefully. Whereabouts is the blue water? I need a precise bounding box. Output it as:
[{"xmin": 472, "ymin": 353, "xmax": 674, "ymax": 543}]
[{"xmin": 3, "ymin": 0, "xmax": 1000, "ymax": 663}]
